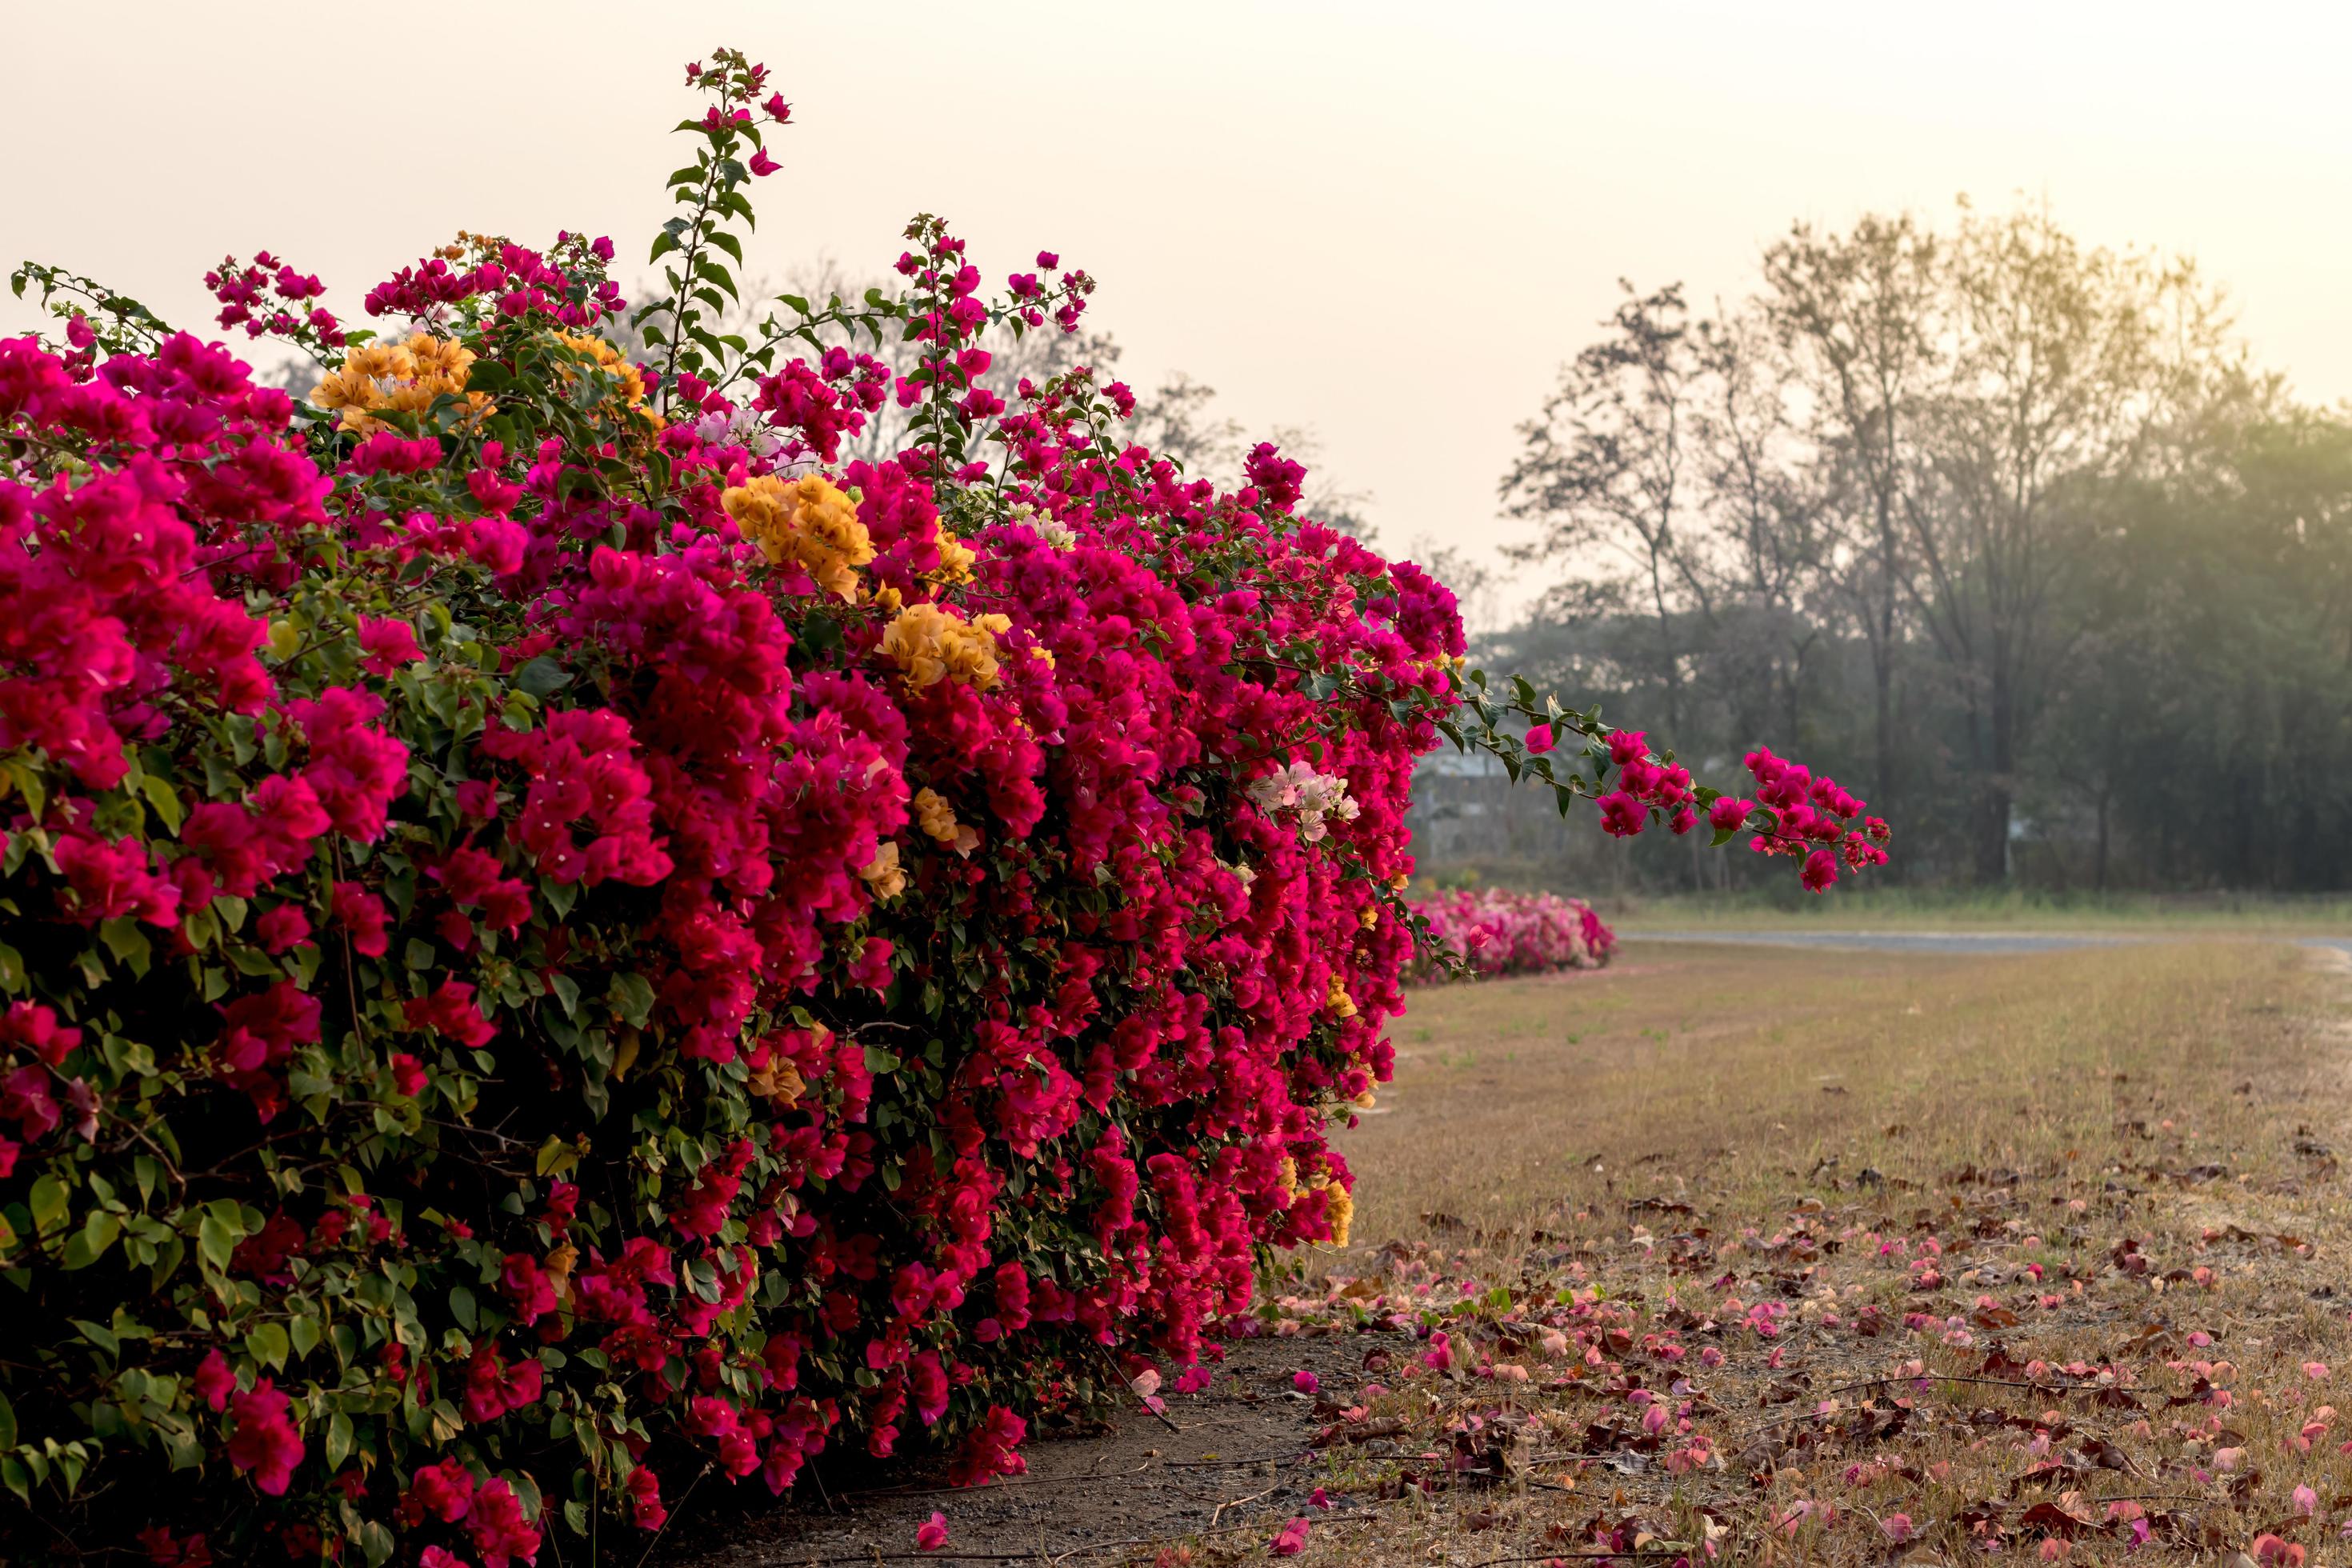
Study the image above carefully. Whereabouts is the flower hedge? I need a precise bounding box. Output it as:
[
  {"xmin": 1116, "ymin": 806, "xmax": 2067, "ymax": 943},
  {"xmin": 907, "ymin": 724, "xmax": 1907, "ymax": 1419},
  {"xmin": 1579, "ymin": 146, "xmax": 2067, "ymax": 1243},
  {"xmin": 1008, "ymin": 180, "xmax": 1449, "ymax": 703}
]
[
  {"xmin": 0, "ymin": 48, "xmax": 1885, "ymax": 1564},
  {"xmin": 1406, "ymin": 890, "xmax": 1615, "ymax": 981}
]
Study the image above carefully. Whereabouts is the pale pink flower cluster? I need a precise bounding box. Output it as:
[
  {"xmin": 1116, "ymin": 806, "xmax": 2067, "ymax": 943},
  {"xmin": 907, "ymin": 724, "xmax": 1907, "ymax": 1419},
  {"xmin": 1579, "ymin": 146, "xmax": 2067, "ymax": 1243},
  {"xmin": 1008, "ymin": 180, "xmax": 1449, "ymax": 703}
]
[
  {"xmin": 1406, "ymin": 889, "xmax": 1615, "ymax": 981},
  {"xmin": 1244, "ymin": 760, "xmax": 1362, "ymax": 844}
]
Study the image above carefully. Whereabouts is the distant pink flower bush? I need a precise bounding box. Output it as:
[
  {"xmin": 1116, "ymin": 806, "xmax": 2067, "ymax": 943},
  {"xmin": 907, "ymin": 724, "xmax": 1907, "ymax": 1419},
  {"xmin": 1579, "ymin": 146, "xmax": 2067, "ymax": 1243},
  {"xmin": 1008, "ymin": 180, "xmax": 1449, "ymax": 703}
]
[{"xmin": 1406, "ymin": 889, "xmax": 1615, "ymax": 981}]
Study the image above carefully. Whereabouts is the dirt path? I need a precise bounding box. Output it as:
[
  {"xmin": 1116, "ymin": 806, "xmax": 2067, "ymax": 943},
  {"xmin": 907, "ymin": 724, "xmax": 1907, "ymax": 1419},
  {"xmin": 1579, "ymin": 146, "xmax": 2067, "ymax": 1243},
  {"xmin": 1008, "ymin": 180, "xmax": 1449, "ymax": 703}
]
[{"xmin": 657, "ymin": 1331, "xmax": 1409, "ymax": 1566}]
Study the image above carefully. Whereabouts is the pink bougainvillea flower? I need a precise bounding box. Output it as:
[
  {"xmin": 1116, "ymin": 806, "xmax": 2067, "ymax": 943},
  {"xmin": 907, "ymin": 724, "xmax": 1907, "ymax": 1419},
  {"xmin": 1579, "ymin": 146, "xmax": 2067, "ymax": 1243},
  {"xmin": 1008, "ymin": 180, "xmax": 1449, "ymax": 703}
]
[
  {"xmin": 627, "ymin": 1466, "xmax": 666, "ymax": 1530},
  {"xmin": 1597, "ymin": 790, "xmax": 1646, "ymax": 838},
  {"xmin": 225, "ymin": 1382, "xmax": 302, "ymax": 1495},
  {"xmin": 357, "ymin": 616, "xmax": 424, "ymax": 675},
  {"xmin": 1292, "ymin": 1370, "xmax": 1319, "ymax": 1394},
  {"xmin": 192, "ymin": 1349, "xmax": 235, "ymax": 1414},
  {"xmin": 1270, "ymin": 1518, "xmax": 1310, "ymax": 1556},
  {"xmin": 915, "ymin": 1513, "xmax": 949, "ymax": 1551}
]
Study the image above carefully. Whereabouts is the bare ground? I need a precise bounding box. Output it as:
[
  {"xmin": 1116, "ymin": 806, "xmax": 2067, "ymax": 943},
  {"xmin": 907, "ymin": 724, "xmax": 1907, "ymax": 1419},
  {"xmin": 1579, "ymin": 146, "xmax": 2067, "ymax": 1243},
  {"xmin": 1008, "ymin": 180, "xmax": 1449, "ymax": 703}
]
[{"xmin": 655, "ymin": 1331, "xmax": 1410, "ymax": 1566}]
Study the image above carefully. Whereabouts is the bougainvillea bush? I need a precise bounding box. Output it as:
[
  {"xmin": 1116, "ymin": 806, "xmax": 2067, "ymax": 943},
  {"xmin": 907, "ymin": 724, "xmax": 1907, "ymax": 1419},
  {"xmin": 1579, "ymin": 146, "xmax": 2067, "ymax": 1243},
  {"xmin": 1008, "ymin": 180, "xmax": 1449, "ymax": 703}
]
[
  {"xmin": 0, "ymin": 48, "xmax": 1886, "ymax": 1564},
  {"xmin": 1405, "ymin": 890, "xmax": 1615, "ymax": 982}
]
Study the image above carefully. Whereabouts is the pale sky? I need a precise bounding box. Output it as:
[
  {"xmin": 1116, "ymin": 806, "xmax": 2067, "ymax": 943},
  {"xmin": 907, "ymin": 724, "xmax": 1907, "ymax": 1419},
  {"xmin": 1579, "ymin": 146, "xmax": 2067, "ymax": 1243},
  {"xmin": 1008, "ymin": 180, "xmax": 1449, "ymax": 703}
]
[{"xmin": 9, "ymin": 1, "xmax": 2350, "ymax": 626}]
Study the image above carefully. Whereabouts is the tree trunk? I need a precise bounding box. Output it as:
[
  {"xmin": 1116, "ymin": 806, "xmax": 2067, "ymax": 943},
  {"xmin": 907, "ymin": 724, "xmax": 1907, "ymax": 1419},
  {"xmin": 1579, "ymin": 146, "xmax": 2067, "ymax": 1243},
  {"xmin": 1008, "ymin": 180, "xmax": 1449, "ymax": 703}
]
[
  {"xmin": 1872, "ymin": 642, "xmax": 1896, "ymax": 830},
  {"xmin": 1974, "ymin": 666, "xmax": 2015, "ymax": 886},
  {"xmin": 2094, "ymin": 788, "xmax": 2110, "ymax": 893}
]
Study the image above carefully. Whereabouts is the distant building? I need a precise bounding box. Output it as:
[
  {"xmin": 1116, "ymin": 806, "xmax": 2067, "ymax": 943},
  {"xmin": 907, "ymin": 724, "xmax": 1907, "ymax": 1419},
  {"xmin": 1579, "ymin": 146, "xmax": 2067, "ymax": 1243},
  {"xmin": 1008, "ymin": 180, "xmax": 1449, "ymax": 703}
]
[{"xmin": 1406, "ymin": 749, "xmax": 1614, "ymax": 889}]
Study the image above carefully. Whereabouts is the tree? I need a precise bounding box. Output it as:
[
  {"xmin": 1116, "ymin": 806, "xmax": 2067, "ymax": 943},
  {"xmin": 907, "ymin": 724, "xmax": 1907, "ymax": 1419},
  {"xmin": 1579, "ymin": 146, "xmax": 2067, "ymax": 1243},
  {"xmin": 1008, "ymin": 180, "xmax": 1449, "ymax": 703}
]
[
  {"xmin": 1502, "ymin": 282, "xmax": 1710, "ymax": 732},
  {"xmin": 1907, "ymin": 206, "xmax": 2235, "ymax": 881},
  {"xmin": 1758, "ymin": 214, "xmax": 1940, "ymax": 826},
  {"xmin": 1690, "ymin": 306, "xmax": 1838, "ymax": 749},
  {"xmin": 1477, "ymin": 198, "xmax": 2352, "ymax": 892}
]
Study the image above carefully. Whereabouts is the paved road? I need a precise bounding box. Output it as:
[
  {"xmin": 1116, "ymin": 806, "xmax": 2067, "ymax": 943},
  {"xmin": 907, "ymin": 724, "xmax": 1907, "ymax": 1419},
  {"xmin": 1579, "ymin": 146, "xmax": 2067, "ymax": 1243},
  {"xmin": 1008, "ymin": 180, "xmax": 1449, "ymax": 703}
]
[{"xmin": 1626, "ymin": 929, "xmax": 2352, "ymax": 956}]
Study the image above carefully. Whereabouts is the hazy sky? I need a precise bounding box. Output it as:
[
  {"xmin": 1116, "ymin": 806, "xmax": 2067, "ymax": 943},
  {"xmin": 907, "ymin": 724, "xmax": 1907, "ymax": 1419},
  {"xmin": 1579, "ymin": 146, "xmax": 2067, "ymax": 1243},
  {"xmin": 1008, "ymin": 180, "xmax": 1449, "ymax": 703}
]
[{"xmin": 9, "ymin": 1, "xmax": 2350, "ymax": 624}]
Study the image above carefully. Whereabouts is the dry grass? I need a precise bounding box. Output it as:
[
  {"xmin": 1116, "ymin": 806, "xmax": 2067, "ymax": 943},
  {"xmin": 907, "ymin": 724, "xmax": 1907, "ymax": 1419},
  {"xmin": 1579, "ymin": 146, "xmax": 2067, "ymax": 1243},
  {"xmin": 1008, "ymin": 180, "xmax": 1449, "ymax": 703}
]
[
  {"xmin": 1338, "ymin": 942, "xmax": 2330, "ymax": 1246},
  {"xmin": 1197, "ymin": 941, "xmax": 2352, "ymax": 1566}
]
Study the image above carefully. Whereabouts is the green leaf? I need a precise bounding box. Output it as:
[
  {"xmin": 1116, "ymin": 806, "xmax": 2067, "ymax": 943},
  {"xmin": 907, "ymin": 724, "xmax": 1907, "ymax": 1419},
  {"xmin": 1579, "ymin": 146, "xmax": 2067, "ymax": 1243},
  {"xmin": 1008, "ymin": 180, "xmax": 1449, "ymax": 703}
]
[
  {"xmin": 514, "ymin": 657, "xmax": 571, "ymax": 698},
  {"xmin": 326, "ymin": 1410, "xmax": 354, "ymax": 1470},
  {"xmin": 0, "ymin": 1392, "xmax": 14, "ymax": 1450},
  {"xmin": 61, "ymin": 1212, "xmax": 119, "ymax": 1270},
  {"xmin": 6, "ymin": 761, "xmax": 46, "ymax": 822},
  {"xmin": 246, "ymin": 1322, "xmax": 290, "ymax": 1370},
  {"xmin": 138, "ymin": 774, "xmax": 184, "ymax": 834},
  {"xmin": 28, "ymin": 1176, "xmax": 68, "ymax": 1235},
  {"xmin": 98, "ymin": 918, "xmax": 151, "ymax": 975},
  {"xmin": 708, "ymin": 230, "xmax": 743, "ymax": 266},
  {"xmin": 606, "ymin": 973, "xmax": 654, "ymax": 1028},
  {"xmin": 450, "ymin": 1285, "xmax": 478, "ymax": 1333},
  {"xmin": 863, "ymin": 1045, "xmax": 902, "ymax": 1075},
  {"xmin": 648, "ymin": 232, "xmax": 683, "ymax": 264},
  {"xmin": 197, "ymin": 1212, "xmax": 234, "ymax": 1270}
]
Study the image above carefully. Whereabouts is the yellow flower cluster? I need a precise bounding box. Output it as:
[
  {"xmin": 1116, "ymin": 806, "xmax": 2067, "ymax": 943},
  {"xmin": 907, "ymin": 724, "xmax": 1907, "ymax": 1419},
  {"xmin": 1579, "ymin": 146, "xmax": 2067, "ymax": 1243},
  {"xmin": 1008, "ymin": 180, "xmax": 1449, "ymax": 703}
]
[
  {"xmin": 879, "ymin": 602, "xmax": 1010, "ymax": 690},
  {"xmin": 913, "ymin": 786, "xmax": 981, "ymax": 857},
  {"xmin": 308, "ymin": 334, "xmax": 487, "ymax": 434},
  {"xmin": 722, "ymin": 474, "xmax": 876, "ymax": 602},
  {"xmin": 931, "ymin": 530, "xmax": 977, "ymax": 584},
  {"xmin": 1325, "ymin": 975, "xmax": 1358, "ymax": 1019},
  {"xmin": 747, "ymin": 1040, "xmax": 812, "ymax": 1109},
  {"xmin": 1310, "ymin": 1170, "xmax": 1354, "ymax": 1248},
  {"xmin": 554, "ymin": 331, "xmax": 654, "ymax": 417},
  {"xmin": 858, "ymin": 842, "xmax": 906, "ymax": 901}
]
